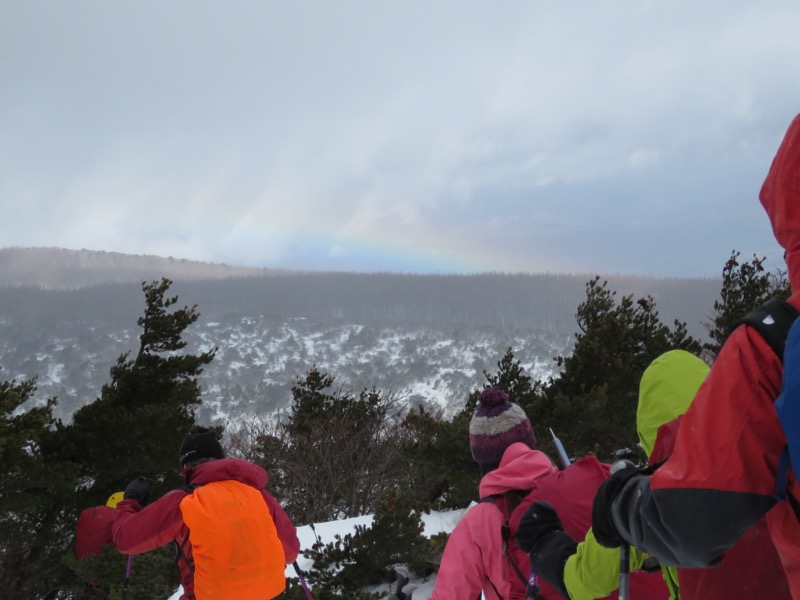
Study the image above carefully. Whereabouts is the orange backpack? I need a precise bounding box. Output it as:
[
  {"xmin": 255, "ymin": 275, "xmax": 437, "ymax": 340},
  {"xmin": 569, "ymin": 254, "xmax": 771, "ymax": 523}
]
[{"xmin": 180, "ymin": 480, "xmax": 286, "ymax": 599}]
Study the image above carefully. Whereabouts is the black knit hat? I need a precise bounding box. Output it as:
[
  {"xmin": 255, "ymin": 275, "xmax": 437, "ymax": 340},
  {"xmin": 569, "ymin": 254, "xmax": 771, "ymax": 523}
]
[{"xmin": 179, "ymin": 426, "xmax": 225, "ymax": 466}]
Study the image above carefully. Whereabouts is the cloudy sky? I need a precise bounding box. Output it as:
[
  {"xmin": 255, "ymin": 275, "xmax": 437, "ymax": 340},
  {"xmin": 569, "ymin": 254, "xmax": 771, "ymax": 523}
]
[{"xmin": 2, "ymin": 1, "xmax": 799, "ymax": 278}]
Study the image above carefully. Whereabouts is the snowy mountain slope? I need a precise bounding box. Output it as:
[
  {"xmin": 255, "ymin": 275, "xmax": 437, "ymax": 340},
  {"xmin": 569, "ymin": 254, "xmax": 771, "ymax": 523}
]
[
  {"xmin": 0, "ymin": 311, "xmax": 571, "ymax": 423},
  {"xmin": 191, "ymin": 318, "xmax": 572, "ymax": 424},
  {"xmin": 0, "ymin": 262, "xmax": 719, "ymax": 423}
]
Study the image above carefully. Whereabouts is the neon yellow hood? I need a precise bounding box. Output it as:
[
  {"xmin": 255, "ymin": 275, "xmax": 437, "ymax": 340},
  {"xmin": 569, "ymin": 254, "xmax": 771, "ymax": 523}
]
[{"xmin": 637, "ymin": 350, "xmax": 710, "ymax": 458}]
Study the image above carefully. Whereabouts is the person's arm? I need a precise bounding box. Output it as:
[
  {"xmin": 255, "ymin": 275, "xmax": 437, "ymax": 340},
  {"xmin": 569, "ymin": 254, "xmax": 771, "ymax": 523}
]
[
  {"xmin": 594, "ymin": 327, "xmax": 783, "ymax": 566},
  {"xmin": 112, "ymin": 490, "xmax": 186, "ymax": 554},
  {"xmin": 563, "ymin": 529, "xmax": 650, "ymax": 600},
  {"xmin": 261, "ymin": 490, "xmax": 301, "ymax": 564},
  {"xmin": 517, "ymin": 502, "xmax": 652, "ymax": 600}
]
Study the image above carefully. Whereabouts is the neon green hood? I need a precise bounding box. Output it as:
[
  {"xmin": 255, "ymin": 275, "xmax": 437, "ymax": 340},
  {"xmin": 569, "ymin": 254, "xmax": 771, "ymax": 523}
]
[{"xmin": 637, "ymin": 349, "xmax": 710, "ymax": 458}]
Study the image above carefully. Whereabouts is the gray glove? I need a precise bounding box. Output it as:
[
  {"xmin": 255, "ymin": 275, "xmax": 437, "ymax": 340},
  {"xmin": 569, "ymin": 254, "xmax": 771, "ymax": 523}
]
[{"xmin": 387, "ymin": 567, "xmax": 417, "ymax": 600}]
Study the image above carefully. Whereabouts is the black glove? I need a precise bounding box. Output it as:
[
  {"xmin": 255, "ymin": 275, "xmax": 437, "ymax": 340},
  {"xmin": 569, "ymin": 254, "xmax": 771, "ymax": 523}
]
[
  {"xmin": 517, "ymin": 502, "xmax": 576, "ymax": 600},
  {"xmin": 123, "ymin": 476, "xmax": 150, "ymax": 505},
  {"xmin": 592, "ymin": 461, "xmax": 640, "ymax": 548},
  {"xmin": 516, "ymin": 501, "xmax": 564, "ymax": 554}
]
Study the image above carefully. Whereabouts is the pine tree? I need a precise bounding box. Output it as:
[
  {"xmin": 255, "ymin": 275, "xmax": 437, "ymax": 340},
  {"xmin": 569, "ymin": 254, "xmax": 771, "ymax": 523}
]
[
  {"xmin": 539, "ymin": 277, "xmax": 702, "ymax": 461},
  {"xmin": 703, "ymin": 250, "xmax": 790, "ymax": 359},
  {"xmin": 469, "ymin": 347, "xmax": 544, "ymax": 414},
  {"xmin": 0, "ymin": 374, "xmax": 79, "ymax": 599},
  {"xmin": 68, "ymin": 278, "xmax": 216, "ymax": 499},
  {"xmin": 294, "ymin": 488, "xmax": 432, "ymax": 600},
  {"xmin": 400, "ymin": 405, "xmax": 477, "ymax": 509},
  {"xmin": 63, "ymin": 278, "xmax": 216, "ymax": 598}
]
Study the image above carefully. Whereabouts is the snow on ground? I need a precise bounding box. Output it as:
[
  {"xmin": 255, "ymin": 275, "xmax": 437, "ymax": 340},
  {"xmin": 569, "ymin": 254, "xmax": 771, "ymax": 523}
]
[{"xmin": 167, "ymin": 507, "xmax": 470, "ymax": 600}]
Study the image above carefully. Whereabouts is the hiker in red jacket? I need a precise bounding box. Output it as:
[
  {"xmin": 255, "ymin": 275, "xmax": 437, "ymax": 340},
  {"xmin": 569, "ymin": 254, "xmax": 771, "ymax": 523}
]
[
  {"xmin": 112, "ymin": 426, "xmax": 300, "ymax": 600},
  {"xmin": 591, "ymin": 112, "xmax": 800, "ymax": 599},
  {"xmin": 429, "ymin": 387, "xmax": 666, "ymax": 600},
  {"xmin": 517, "ymin": 350, "xmax": 791, "ymax": 599}
]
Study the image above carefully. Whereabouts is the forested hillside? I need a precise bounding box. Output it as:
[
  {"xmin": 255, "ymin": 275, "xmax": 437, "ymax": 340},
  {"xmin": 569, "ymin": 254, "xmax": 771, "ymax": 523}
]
[{"xmin": 0, "ymin": 248, "xmax": 788, "ymax": 599}]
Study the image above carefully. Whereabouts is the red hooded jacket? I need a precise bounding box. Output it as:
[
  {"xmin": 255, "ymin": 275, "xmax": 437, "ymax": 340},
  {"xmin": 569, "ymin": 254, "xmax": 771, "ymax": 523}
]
[
  {"xmin": 651, "ymin": 417, "xmax": 790, "ymax": 599},
  {"xmin": 607, "ymin": 113, "xmax": 800, "ymax": 598},
  {"xmin": 111, "ymin": 458, "xmax": 300, "ymax": 599}
]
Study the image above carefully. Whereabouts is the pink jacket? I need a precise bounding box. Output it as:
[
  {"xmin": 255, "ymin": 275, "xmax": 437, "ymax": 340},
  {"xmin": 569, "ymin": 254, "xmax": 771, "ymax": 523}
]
[{"xmin": 430, "ymin": 443, "xmax": 558, "ymax": 600}]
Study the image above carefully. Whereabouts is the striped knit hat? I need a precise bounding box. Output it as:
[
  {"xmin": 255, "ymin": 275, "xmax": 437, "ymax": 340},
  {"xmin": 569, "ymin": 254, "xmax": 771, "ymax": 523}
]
[{"xmin": 469, "ymin": 387, "xmax": 537, "ymax": 467}]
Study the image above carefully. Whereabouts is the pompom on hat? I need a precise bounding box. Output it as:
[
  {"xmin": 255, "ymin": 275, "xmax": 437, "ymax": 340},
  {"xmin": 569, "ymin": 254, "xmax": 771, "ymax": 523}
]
[
  {"xmin": 179, "ymin": 426, "xmax": 225, "ymax": 466},
  {"xmin": 469, "ymin": 387, "xmax": 537, "ymax": 468}
]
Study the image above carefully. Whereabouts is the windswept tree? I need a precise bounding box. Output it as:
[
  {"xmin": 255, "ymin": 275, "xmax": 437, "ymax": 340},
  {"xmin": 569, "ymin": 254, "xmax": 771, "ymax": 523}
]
[
  {"xmin": 63, "ymin": 278, "xmax": 217, "ymax": 598},
  {"xmin": 539, "ymin": 276, "xmax": 702, "ymax": 461},
  {"xmin": 67, "ymin": 278, "xmax": 217, "ymax": 499}
]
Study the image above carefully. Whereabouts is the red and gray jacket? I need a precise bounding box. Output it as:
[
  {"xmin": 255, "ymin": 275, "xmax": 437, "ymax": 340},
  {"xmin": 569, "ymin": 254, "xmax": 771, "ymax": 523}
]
[
  {"xmin": 608, "ymin": 113, "xmax": 800, "ymax": 598},
  {"xmin": 112, "ymin": 458, "xmax": 300, "ymax": 600}
]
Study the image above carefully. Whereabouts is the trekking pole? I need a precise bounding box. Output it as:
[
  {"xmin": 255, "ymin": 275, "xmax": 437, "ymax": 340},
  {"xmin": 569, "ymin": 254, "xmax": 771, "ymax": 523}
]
[
  {"xmin": 549, "ymin": 428, "xmax": 571, "ymax": 468},
  {"xmin": 122, "ymin": 554, "xmax": 133, "ymax": 600},
  {"xmin": 293, "ymin": 561, "xmax": 316, "ymax": 600},
  {"xmin": 609, "ymin": 460, "xmax": 633, "ymax": 600},
  {"xmin": 619, "ymin": 543, "xmax": 630, "ymax": 600}
]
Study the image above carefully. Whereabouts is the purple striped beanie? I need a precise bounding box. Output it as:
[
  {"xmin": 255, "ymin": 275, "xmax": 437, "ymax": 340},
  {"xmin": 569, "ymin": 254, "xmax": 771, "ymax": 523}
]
[{"xmin": 469, "ymin": 387, "xmax": 537, "ymax": 466}]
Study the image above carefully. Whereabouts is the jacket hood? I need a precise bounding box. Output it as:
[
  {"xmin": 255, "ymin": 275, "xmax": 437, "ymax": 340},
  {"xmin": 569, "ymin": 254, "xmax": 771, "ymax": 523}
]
[
  {"xmin": 478, "ymin": 442, "xmax": 558, "ymax": 497},
  {"xmin": 760, "ymin": 113, "xmax": 800, "ymax": 292},
  {"xmin": 637, "ymin": 350, "xmax": 709, "ymax": 458},
  {"xmin": 188, "ymin": 457, "xmax": 268, "ymax": 489}
]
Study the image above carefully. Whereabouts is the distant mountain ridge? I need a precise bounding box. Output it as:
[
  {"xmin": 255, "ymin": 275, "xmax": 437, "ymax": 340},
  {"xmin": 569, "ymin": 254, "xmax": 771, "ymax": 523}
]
[
  {"xmin": 0, "ymin": 246, "xmax": 282, "ymax": 288},
  {"xmin": 0, "ymin": 247, "xmax": 722, "ymax": 424}
]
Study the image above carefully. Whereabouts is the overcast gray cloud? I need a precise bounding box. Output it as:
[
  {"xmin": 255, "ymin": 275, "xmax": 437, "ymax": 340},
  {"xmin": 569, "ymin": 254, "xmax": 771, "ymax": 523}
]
[{"xmin": 2, "ymin": 1, "xmax": 799, "ymax": 277}]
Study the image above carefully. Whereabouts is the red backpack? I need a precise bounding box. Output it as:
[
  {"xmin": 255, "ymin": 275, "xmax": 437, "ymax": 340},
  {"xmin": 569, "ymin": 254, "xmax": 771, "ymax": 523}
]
[{"xmin": 482, "ymin": 457, "xmax": 656, "ymax": 600}]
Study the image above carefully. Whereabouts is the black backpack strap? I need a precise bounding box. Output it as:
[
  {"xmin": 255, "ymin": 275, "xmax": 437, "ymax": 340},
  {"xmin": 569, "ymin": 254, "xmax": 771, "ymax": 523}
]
[
  {"xmin": 478, "ymin": 490, "xmax": 528, "ymax": 551},
  {"xmin": 175, "ymin": 484, "xmax": 201, "ymax": 579},
  {"xmin": 738, "ymin": 298, "xmax": 799, "ymax": 359},
  {"xmin": 478, "ymin": 494, "xmax": 518, "ymax": 552},
  {"xmin": 479, "ymin": 491, "xmax": 542, "ymax": 599}
]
